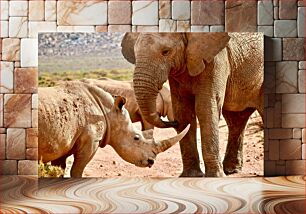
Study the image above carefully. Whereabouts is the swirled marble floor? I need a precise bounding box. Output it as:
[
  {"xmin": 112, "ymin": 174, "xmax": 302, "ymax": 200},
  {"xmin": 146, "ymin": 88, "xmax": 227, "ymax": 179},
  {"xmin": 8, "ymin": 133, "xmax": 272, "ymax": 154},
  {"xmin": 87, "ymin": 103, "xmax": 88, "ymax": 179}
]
[{"xmin": 0, "ymin": 176, "xmax": 305, "ymax": 213}]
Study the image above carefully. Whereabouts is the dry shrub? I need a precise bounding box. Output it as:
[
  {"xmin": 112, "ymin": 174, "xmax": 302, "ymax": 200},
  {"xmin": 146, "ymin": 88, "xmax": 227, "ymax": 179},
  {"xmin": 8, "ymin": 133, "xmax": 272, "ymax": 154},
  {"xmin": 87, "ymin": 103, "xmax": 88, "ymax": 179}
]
[{"xmin": 38, "ymin": 160, "xmax": 64, "ymax": 178}]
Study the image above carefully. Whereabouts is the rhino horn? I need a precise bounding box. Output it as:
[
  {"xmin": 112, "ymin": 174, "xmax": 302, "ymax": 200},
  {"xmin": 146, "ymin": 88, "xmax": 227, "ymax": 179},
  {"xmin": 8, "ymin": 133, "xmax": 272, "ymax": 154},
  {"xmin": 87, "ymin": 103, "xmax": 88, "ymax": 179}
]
[{"xmin": 154, "ymin": 124, "xmax": 190, "ymax": 154}]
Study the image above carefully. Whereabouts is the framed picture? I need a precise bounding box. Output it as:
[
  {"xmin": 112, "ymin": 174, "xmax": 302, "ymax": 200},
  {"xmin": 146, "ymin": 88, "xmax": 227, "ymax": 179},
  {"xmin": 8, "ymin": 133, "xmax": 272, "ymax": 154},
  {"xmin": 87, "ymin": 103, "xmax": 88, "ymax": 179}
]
[{"xmin": 38, "ymin": 32, "xmax": 264, "ymax": 178}]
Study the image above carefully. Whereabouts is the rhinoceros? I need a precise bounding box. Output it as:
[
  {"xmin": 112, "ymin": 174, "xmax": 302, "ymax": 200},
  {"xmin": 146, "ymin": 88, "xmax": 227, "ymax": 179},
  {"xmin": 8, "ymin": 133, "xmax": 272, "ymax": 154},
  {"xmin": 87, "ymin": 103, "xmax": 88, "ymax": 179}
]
[{"xmin": 38, "ymin": 81, "xmax": 189, "ymax": 177}]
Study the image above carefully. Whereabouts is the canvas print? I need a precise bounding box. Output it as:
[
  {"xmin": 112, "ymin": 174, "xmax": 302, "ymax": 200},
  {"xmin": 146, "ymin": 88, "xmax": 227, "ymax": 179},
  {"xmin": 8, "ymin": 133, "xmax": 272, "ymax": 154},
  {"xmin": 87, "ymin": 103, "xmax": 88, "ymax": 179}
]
[{"xmin": 38, "ymin": 32, "xmax": 264, "ymax": 178}]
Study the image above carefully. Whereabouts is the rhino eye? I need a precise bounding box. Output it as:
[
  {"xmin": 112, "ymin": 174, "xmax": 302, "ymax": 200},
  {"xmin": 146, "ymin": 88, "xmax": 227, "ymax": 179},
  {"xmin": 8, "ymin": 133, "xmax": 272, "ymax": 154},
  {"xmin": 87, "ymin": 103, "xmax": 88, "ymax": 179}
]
[
  {"xmin": 134, "ymin": 134, "xmax": 140, "ymax": 141},
  {"xmin": 162, "ymin": 49, "xmax": 170, "ymax": 56}
]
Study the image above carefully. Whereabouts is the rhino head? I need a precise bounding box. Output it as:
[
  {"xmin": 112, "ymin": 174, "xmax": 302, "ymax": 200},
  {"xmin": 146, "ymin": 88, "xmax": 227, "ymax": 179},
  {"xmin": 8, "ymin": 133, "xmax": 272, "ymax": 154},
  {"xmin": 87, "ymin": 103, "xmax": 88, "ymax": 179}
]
[{"xmin": 106, "ymin": 96, "xmax": 189, "ymax": 168}]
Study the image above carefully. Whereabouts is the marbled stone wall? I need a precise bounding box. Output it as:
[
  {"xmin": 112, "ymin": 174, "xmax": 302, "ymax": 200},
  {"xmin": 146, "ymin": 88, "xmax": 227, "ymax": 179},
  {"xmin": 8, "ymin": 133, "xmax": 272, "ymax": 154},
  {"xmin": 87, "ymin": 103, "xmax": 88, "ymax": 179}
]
[{"xmin": 0, "ymin": 0, "xmax": 305, "ymax": 176}]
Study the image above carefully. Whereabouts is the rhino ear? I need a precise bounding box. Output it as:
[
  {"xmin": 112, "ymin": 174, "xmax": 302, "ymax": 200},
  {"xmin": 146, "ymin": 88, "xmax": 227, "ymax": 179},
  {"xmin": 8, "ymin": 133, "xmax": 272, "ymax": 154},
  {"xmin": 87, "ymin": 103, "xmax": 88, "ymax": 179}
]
[
  {"xmin": 121, "ymin": 33, "xmax": 139, "ymax": 64},
  {"xmin": 185, "ymin": 33, "xmax": 230, "ymax": 76},
  {"xmin": 114, "ymin": 96, "xmax": 126, "ymax": 111}
]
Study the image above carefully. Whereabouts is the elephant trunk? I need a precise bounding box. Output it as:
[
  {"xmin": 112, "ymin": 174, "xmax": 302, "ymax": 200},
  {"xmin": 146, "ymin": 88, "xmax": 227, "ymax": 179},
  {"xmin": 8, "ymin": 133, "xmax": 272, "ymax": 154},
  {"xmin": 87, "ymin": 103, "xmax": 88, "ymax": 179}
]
[{"xmin": 133, "ymin": 66, "xmax": 177, "ymax": 128}]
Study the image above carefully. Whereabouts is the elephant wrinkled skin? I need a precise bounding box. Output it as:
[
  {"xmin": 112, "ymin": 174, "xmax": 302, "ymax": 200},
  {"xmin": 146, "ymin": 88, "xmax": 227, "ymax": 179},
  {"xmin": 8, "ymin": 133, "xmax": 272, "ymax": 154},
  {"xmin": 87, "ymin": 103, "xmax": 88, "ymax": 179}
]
[
  {"xmin": 38, "ymin": 81, "xmax": 189, "ymax": 177},
  {"xmin": 121, "ymin": 32, "xmax": 263, "ymax": 177},
  {"xmin": 81, "ymin": 78, "xmax": 174, "ymax": 130}
]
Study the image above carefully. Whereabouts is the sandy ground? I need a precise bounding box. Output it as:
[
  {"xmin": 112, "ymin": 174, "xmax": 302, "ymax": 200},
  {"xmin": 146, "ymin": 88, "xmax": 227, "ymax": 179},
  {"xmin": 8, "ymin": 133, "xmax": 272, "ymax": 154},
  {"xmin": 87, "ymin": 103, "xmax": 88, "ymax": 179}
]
[{"xmin": 65, "ymin": 113, "xmax": 263, "ymax": 178}]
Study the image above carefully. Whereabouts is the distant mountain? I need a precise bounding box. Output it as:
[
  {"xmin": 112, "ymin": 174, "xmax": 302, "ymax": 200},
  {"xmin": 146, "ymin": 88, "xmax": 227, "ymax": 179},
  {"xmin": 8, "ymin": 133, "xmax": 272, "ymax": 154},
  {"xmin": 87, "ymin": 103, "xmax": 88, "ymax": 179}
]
[{"xmin": 38, "ymin": 32, "xmax": 125, "ymax": 57}]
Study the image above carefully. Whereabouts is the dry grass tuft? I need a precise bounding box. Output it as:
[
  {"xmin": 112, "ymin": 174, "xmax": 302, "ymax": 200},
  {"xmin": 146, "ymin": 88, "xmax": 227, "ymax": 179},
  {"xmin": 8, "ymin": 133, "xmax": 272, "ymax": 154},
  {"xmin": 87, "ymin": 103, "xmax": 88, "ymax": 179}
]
[{"xmin": 38, "ymin": 160, "xmax": 64, "ymax": 178}]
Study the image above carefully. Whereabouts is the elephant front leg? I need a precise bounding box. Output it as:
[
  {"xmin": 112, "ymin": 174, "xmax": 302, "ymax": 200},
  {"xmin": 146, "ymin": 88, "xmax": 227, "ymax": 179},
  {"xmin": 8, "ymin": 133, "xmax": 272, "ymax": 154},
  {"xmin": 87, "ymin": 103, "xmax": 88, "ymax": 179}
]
[
  {"xmin": 171, "ymin": 93, "xmax": 203, "ymax": 177},
  {"xmin": 222, "ymin": 108, "xmax": 255, "ymax": 174},
  {"xmin": 196, "ymin": 96, "xmax": 225, "ymax": 177}
]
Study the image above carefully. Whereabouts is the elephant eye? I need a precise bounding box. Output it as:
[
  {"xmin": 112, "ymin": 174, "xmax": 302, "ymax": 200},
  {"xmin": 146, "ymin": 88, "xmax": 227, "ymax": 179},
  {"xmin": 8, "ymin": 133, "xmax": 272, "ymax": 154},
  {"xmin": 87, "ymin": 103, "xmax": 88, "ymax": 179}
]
[
  {"xmin": 134, "ymin": 134, "xmax": 140, "ymax": 141},
  {"xmin": 161, "ymin": 49, "xmax": 170, "ymax": 56}
]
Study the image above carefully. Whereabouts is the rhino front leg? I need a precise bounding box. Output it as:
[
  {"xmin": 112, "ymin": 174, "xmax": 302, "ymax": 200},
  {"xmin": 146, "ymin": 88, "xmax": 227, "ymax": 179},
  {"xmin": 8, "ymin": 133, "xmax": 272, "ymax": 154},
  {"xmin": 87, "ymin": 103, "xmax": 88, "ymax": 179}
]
[{"xmin": 70, "ymin": 139, "xmax": 99, "ymax": 178}]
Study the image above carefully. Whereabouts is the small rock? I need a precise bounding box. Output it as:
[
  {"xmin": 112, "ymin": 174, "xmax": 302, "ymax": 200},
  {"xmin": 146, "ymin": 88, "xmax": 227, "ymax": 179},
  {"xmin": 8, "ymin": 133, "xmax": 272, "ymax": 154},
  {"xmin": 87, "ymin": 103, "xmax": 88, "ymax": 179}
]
[
  {"xmin": 112, "ymin": 161, "xmax": 116, "ymax": 165},
  {"xmin": 118, "ymin": 173, "xmax": 121, "ymax": 176},
  {"xmin": 246, "ymin": 159, "xmax": 251, "ymax": 162},
  {"xmin": 100, "ymin": 165, "xmax": 103, "ymax": 167}
]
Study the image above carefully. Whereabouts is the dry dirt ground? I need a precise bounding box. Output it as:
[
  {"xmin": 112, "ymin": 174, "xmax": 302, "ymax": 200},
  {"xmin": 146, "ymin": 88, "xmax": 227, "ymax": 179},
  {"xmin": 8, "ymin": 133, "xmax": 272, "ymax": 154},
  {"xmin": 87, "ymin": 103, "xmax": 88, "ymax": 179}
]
[{"xmin": 65, "ymin": 112, "xmax": 263, "ymax": 178}]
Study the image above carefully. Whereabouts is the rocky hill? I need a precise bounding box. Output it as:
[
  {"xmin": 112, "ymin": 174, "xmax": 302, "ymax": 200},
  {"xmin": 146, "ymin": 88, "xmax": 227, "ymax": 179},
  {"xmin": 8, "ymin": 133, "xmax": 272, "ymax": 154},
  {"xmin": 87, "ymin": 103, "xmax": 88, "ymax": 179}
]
[
  {"xmin": 38, "ymin": 32, "xmax": 134, "ymax": 72},
  {"xmin": 38, "ymin": 32, "xmax": 125, "ymax": 57}
]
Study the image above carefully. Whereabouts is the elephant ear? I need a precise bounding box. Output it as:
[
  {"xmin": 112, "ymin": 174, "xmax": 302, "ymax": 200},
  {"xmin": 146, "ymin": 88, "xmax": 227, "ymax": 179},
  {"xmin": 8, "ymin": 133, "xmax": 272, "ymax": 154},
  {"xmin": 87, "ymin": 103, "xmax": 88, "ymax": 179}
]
[
  {"xmin": 186, "ymin": 33, "xmax": 230, "ymax": 77},
  {"xmin": 121, "ymin": 33, "xmax": 139, "ymax": 64}
]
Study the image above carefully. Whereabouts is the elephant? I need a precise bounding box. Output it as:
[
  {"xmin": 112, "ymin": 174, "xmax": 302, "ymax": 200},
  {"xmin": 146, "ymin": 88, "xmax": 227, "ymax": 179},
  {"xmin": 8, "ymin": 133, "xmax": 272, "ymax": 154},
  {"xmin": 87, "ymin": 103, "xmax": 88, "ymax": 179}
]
[
  {"xmin": 38, "ymin": 81, "xmax": 190, "ymax": 177},
  {"xmin": 121, "ymin": 32, "xmax": 263, "ymax": 177},
  {"xmin": 80, "ymin": 78, "xmax": 174, "ymax": 130}
]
